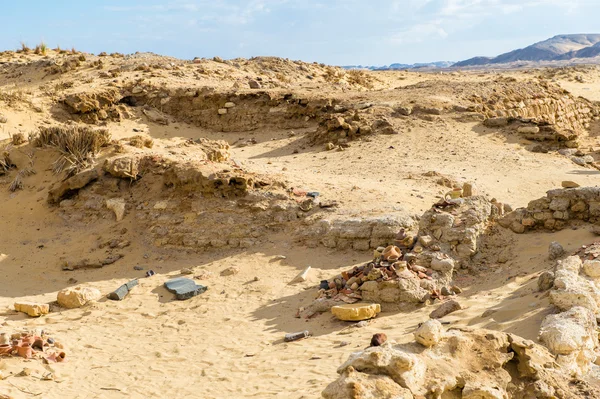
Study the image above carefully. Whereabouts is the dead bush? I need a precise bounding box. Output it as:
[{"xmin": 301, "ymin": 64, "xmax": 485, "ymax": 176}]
[{"xmin": 32, "ymin": 125, "xmax": 111, "ymax": 176}]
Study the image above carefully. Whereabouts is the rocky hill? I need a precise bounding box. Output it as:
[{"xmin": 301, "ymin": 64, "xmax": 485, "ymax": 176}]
[{"xmin": 455, "ymin": 34, "xmax": 600, "ymax": 67}]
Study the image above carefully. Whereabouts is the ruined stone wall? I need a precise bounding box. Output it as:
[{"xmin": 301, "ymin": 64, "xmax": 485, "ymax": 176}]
[
  {"xmin": 500, "ymin": 187, "xmax": 600, "ymax": 233},
  {"xmin": 297, "ymin": 215, "xmax": 417, "ymax": 251},
  {"xmin": 474, "ymin": 80, "xmax": 599, "ymax": 142}
]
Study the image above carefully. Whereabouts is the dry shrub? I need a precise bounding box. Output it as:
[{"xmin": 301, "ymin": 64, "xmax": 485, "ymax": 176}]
[
  {"xmin": 0, "ymin": 145, "xmax": 15, "ymax": 175},
  {"xmin": 32, "ymin": 125, "xmax": 111, "ymax": 176},
  {"xmin": 0, "ymin": 90, "xmax": 26, "ymax": 106},
  {"xmin": 128, "ymin": 135, "xmax": 154, "ymax": 149},
  {"xmin": 11, "ymin": 132, "xmax": 26, "ymax": 145},
  {"xmin": 19, "ymin": 42, "xmax": 30, "ymax": 53},
  {"xmin": 346, "ymin": 69, "xmax": 375, "ymax": 89}
]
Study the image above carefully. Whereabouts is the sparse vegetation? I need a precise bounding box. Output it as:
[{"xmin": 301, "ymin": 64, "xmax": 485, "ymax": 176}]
[
  {"xmin": 10, "ymin": 132, "xmax": 26, "ymax": 145},
  {"xmin": 345, "ymin": 69, "xmax": 375, "ymax": 89},
  {"xmin": 34, "ymin": 42, "xmax": 48, "ymax": 55},
  {"xmin": 0, "ymin": 144, "xmax": 15, "ymax": 175},
  {"xmin": 31, "ymin": 126, "xmax": 111, "ymax": 177},
  {"xmin": 19, "ymin": 41, "xmax": 30, "ymax": 53}
]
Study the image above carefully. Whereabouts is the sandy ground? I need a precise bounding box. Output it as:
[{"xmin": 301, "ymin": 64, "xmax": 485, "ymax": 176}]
[{"xmin": 1, "ymin": 51, "xmax": 600, "ymax": 398}]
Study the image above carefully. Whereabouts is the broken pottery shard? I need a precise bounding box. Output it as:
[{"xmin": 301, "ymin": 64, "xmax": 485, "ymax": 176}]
[
  {"xmin": 284, "ymin": 330, "xmax": 310, "ymax": 342},
  {"xmin": 164, "ymin": 277, "xmax": 207, "ymax": 300},
  {"xmin": 331, "ymin": 303, "xmax": 381, "ymax": 321},
  {"xmin": 107, "ymin": 279, "xmax": 139, "ymax": 301}
]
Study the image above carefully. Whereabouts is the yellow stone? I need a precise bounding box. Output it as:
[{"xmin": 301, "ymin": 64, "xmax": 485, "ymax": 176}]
[
  {"xmin": 331, "ymin": 303, "xmax": 381, "ymax": 321},
  {"xmin": 14, "ymin": 302, "xmax": 49, "ymax": 317}
]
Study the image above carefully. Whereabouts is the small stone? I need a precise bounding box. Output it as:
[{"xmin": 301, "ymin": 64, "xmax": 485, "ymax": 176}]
[
  {"xmin": 248, "ymin": 80, "xmax": 261, "ymax": 89},
  {"xmin": 517, "ymin": 125, "xmax": 540, "ymax": 134},
  {"xmin": 548, "ymin": 241, "xmax": 565, "ymax": 260},
  {"xmin": 181, "ymin": 268, "xmax": 194, "ymax": 275},
  {"xmin": 325, "ymin": 142, "xmax": 335, "ymax": 151},
  {"xmin": 450, "ymin": 285, "xmax": 462, "ymax": 294},
  {"xmin": 331, "ymin": 303, "xmax": 381, "ymax": 321},
  {"xmin": 220, "ymin": 266, "xmax": 240, "ymax": 276},
  {"xmin": 429, "ymin": 299, "xmax": 462, "ymax": 319},
  {"xmin": 57, "ymin": 286, "xmax": 102, "ymax": 309},
  {"xmin": 484, "ymin": 117, "xmax": 508, "ymax": 127},
  {"xmin": 370, "ymin": 333, "xmax": 387, "ymax": 347},
  {"xmin": 14, "ymin": 302, "xmax": 49, "ymax": 317},
  {"xmin": 218, "ymin": 108, "xmax": 227, "ymax": 115},
  {"xmin": 224, "ymin": 102, "xmax": 236, "ymax": 108},
  {"xmin": 562, "ymin": 181, "xmax": 580, "ymax": 188},
  {"xmin": 538, "ymin": 271, "xmax": 555, "ymax": 291},
  {"xmin": 106, "ymin": 198, "xmax": 126, "ymax": 221},
  {"xmin": 414, "ymin": 319, "xmax": 444, "ymax": 347},
  {"xmin": 0, "ymin": 115, "xmax": 7, "ymax": 123}
]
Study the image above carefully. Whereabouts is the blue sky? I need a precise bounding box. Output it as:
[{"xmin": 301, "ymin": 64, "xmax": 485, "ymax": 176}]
[{"xmin": 2, "ymin": 0, "xmax": 599, "ymax": 65}]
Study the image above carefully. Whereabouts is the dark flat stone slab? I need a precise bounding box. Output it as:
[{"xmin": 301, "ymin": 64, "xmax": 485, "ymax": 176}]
[{"xmin": 164, "ymin": 277, "xmax": 208, "ymax": 300}]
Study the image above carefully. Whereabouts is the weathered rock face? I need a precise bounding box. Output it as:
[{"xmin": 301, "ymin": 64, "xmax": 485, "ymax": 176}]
[
  {"xmin": 308, "ymin": 113, "xmax": 384, "ymax": 145},
  {"xmin": 57, "ymin": 286, "xmax": 102, "ymax": 309},
  {"xmin": 47, "ymin": 168, "xmax": 99, "ymax": 203},
  {"xmin": 475, "ymin": 79, "xmax": 598, "ymax": 146},
  {"xmin": 14, "ymin": 302, "xmax": 49, "ymax": 317},
  {"xmin": 61, "ymin": 88, "xmax": 131, "ymax": 123},
  {"xmin": 500, "ymin": 187, "xmax": 600, "ymax": 233},
  {"xmin": 324, "ymin": 327, "xmax": 600, "ymax": 399}
]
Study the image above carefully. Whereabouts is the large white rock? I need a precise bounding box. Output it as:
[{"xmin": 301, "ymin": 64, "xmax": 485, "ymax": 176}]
[
  {"xmin": 539, "ymin": 307, "xmax": 598, "ymax": 376},
  {"xmin": 57, "ymin": 286, "xmax": 102, "ymax": 309},
  {"xmin": 414, "ymin": 319, "xmax": 444, "ymax": 347},
  {"xmin": 550, "ymin": 269, "xmax": 600, "ymax": 313},
  {"xmin": 583, "ymin": 260, "xmax": 600, "ymax": 278},
  {"xmin": 555, "ymin": 256, "xmax": 582, "ymax": 273}
]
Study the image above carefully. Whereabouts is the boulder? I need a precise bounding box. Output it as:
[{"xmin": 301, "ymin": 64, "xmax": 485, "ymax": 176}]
[
  {"xmin": 57, "ymin": 286, "xmax": 102, "ymax": 308},
  {"xmin": 539, "ymin": 306, "xmax": 598, "ymax": 376},
  {"xmin": 14, "ymin": 302, "xmax": 49, "ymax": 317},
  {"xmin": 331, "ymin": 303, "xmax": 381, "ymax": 321},
  {"xmin": 548, "ymin": 241, "xmax": 565, "ymax": 260},
  {"xmin": 550, "ymin": 269, "xmax": 600, "ymax": 313},
  {"xmin": 414, "ymin": 319, "xmax": 443, "ymax": 347},
  {"xmin": 47, "ymin": 169, "xmax": 99, "ymax": 203}
]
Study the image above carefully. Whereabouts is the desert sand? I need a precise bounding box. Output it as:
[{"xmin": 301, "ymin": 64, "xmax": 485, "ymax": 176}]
[{"xmin": 1, "ymin": 49, "xmax": 600, "ymax": 398}]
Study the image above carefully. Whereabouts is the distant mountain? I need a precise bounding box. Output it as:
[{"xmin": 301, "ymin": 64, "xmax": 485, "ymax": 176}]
[
  {"xmin": 342, "ymin": 61, "xmax": 454, "ymax": 70},
  {"xmin": 454, "ymin": 34, "xmax": 600, "ymax": 67}
]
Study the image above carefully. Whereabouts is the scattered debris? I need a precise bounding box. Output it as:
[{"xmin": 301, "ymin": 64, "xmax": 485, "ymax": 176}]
[
  {"xmin": 107, "ymin": 279, "xmax": 138, "ymax": 301},
  {"xmin": 284, "ymin": 330, "xmax": 310, "ymax": 342},
  {"xmin": 164, "ymin": 277, "xmax": 207, "ymax": 300}
]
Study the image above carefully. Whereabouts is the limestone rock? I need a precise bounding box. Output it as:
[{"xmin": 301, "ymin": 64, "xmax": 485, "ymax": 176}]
[
  {"xmin": 583, "ymin": 260, "xmax": 600, "ymax": 278},
  {"xmin": 539, "ymin": 306, "xmax": 598, "ymax": 376},
  {"xmin": 462, "ymin": 182, "xmax": 477, "ymax": 197},
  {"xmin": 290, "ymin": 266, "xmax": 311, "ymax": 284},
  {"xmin": 550, "ymin": 268, "xmax": 600, "ymax": 313},
  {"xmin": 57, "ymin": 286, "xmax": 102, "ymax": 309},
  {"xmin": 429, "ymin": 299, "xmax": 462, "ymax": 319},
  {"xmin": 548, "ymin": 241, "xmax": 565, "ymax": 260},
  {"xmin": 414, "ymin": 319, "xmax": 443, "ymax": 347},
  {"xmin": 14, "ymin": 302, "xmax": 49, "ymax": 317},
  {"xmin": 47, "ymin": 169, "xmax": 99, "ymax": 203},
  {"xmin": 517, "ymin": 125, "xmax": 540, "ymax": 134},
  {"xmin": 248, "ymin": 80, "xmax": 261, "ymax": 89},
  {"xmin": 106, "ymin": 198, "xmax": 126, "ymax": 221},
  {"xmin": 484, "ymin": 117, "xmax": 508, "ymax": 127},
  {"xmin": 331, "ymin": 303, "xmax": 381, "ymax": 321},
  {"xmin": 555, "ymin": 256, "xmax": 582, "ymax": 273}
]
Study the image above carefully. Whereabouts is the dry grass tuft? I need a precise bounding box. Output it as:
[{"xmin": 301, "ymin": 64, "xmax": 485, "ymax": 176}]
[
  {"xmin": 0, "ymin": 144, "xmax": 15, "ymax": 175},
  {"xmin": 19, "ymin": 42, "xmax": 30, "ymax": 53},
  {"xmin": 34, "ymin": 42, "xmax": 48, "ymax": 55},
  {"xmin": 32, "ymin": 125, "xmax": 111, "ymax": 177},
  {"xmin": 345, "ymin": 69, "xmax": 375, "ymax": 89}
]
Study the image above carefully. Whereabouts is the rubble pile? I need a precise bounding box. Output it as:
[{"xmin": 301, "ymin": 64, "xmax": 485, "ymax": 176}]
[{"xmin": 0, "ymin": 330, "xmax": 65, "ymax": 363}]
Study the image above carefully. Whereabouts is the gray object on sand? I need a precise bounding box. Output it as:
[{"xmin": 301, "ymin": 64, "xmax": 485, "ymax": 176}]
[
  {"xmin": 164, "ymin": 277, "xmax": 208, "ymax": 300},
  {"xmin": 107, "ymin": 279, "xmax": 139, "ymax": 301}
]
